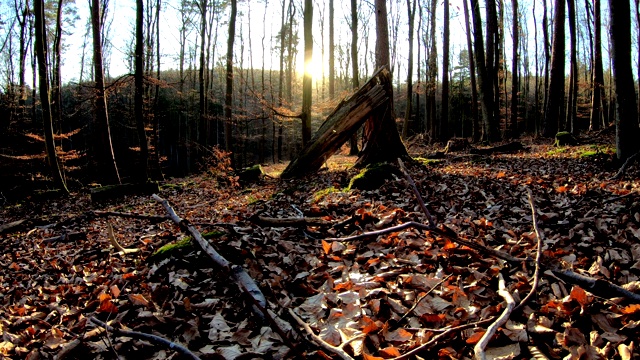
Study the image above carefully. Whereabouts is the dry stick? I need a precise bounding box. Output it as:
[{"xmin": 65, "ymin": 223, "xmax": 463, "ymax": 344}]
[
  {"xmin": 91, "ymin": 210, "xmax": 168, "ymax": 222},
  {"xmin": 550, "ymin": 269, "xmax": 640, "ymax": 302},
  {"xmin": 473, "ymin": 273, "xmax": 515, "ymax": 360},
  {"xmin": 398, "ymin": 274, "xmax": 453, "ymax": 324},
  {"xmin": 397, "ymin": 158, "xmax": 435, "ymax": 227},
  {"xmin": 513, "ymin": 189, "xmax": 544, "ymax": 313},
  {"xmin": 289, "ymin": 309, "xmax": 362, "ymax": 360},
  {"xmin": 326, "ymin": 221, "xmax": 525, "ymax": 263},
  {"xmin": 151, "ymin": 195, "xmax": 302, "ymax": 354},
  {"xmin": 389, "ymin": 317, "xmax": 496, "ymax": 360},
  {"xmin": 89, "ymin": 317, "xmax": 201, "ymax": 360},
  {"xmin": 609, "ymin": 150, "xmax": 640, "ymax": 180}
]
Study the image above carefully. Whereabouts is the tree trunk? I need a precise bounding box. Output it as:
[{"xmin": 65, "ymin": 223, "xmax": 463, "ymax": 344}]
[
  {"xmin": 463, "ymin": 0, "xmax": 480, "ymax": 142},
  {"xmin": 52, "ymin": 0, "xmax": 64, "ymax": 131},
  {"xmin": 426, "ymin": 0, "xmax": 437, "ymax": 140},
  {"xmin": 590, "ymin": 0, "xmax": 607, "ymax": 131},
  {"xmin": 485, "ymin": 0, "xmax": 499, "ymax": 141},
  {"xmin": 91, "ymin": 0, "xmax": 121, "ymax": 184},
  {"xmin": 349, "ymin": 0, "xmax": 359, "ymax": 155},
  {"xmin": 198, "ymin": 0, "xmax": 208, "ymax": 147},
  {"xmin": 401, "ymin": 0, "xmax": 416, "ymax": 140},
  {"xmin": 566, "ymin": 0, "xmax": 578, "ymax": 133},
  {"xmin": 356, "ymin": 0, "xmax": 408, "ymax": 167},
  {"xmin": 470, "ymin": 0, "xmax": 493, "ymax": 143},
  {"xmin": 225, "ymin": 0, "xmax": 237, "ymax": 167},
  {"xmin": 609, "ymin": 0, "xmax": 640, "ymax": 161},
  {"xmin": 301, "ymin": 0, "xmax": 313, "ymax": 146},
  {"xmin": 329, "ymin": 0, "xmax": 335, "ymax": 99},
  {"xmin": 34, "ymin": 0, "xmax": 68, "ymax": 194},
  {"xmin": 509, "ymin": 0, "xmax": 519, "ymax": 138},
  {"xmin": 135, "ymin": 0, "xmax": 149, "ymax": 181},
  {"xmin": 542, "ymin": 0, "xmax": 550, "ymax": 133},
  {"xmin": 543, "ymin": 0, "xmax": 565, "ymax": 137},
  {"xmin": 440, "ymin": 0, "xmax": 450, "ymax": 142}
]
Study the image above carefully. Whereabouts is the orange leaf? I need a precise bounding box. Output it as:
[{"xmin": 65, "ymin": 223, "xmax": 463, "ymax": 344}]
[
  {"xmin": 334, "ymin": 281, "xmax": 353, "ymax": 291},
  {"xmin": 556, "ymin": 185, "xmax": 569, "ymax": 193},
  {"xmin": 110, "ymin": 285, "xmax": 120, "ymax": 298},
  {"xmin": 98, "ymin": 298, "xmax": 118, "ymax": 313},
  {"xmin": 496, "ymin": 171, "xmax": 506, "ymax": 178},
  {"xmin": 362, "ymin": 353, "xmax": 385, "ymax": 360},
  {"xmin": 379, "ymin": 346, "xmax": 401, "ymax": 357},
  {"xmin": 128, "ymin": 294, "xmax": 150, "ymax": 307},
  {"xmin": 322, "ymin": 240, "xmax": 332, "ymax": 254},
  {"xmin": 569, "ymin": 286, "xmax": 590, "ymax": 306},
  {"xmin": 98, "ymin": 293, "xmax": 112, "ymax": 302},
  {"xmin": 443, "ymin": 240, "xmax": 457, "ymax": 250},
  {"xmin": 122, "ymin": 272, "xmax": 137, "ymax": 280},
  {"xmin": 620, "ymin": 304, "xmax": 640, "ymax": 314},
  {"xmin": 466, "ymin": 331, "xmax": 486, "ymax": 344},
  {"xmin": 361, "ymin": 316, "xmax": 379, "ymax": 334},
  {"xmin": 9, "ymin": 262, "xmax": 20, "ymax": 271}
]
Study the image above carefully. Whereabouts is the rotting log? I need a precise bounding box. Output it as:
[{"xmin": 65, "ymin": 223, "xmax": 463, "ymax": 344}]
[
  {"xmin": 90, "ymin": 182, "xmax": 160, "ymax": 202},
  {"xmin": 469, "ymin": 141, "xmax": 526, "ymax": 155},
  {"xmin": 281, "ymin": 67, "xmax": 394, "ymax": 179}
]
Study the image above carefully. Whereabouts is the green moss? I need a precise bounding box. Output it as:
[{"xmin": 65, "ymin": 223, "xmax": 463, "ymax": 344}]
[
  {"xmin": 238, "ymin": 165, "xmax": 263, "ymax": 183},
  {"xmin": 149, "ymin": 231, "xmax": 224, "ymax": 262},
  {"xmin": 313, "ymin": 187, "xmax": 340, "ymax": 203},
  {"xmin": 547, "ymin": 147, "xmax": 567, "ymax": 156},
  {"xmin": 413, "ymin": 157, "xmax": 443, "ymax": 166},
  {"xmin": 347, "ymin": 163, "xmax": 399, "ymax": 191},
  {"xmin": 554, "ymin": 131, "xmax": 578, "ymax": 146}
]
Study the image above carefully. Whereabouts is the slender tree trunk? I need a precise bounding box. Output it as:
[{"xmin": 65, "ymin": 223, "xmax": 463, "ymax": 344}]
[
  {"xmin": 566, "ymin": 0, "xmax": 578, "ymax": 133},
  {"xmin": 542, "ymin": 0, "xmax": 550, "ymax": 134},
  {"xmin": 198, "ymin": 0, "xmax": 207, "ymax": 147},
  {"xmin": 225, "ymin": 0, "xmax": 237, "ymax": 168},
  {"xmin": 636, "ymin": 0, "xmax": 640, "ymax": 126},
  {"xmin": 609, "ymin": 0, "xmax": 640, "ymax": 161},
  {"xmin": 427, "ymin": 0, "xmax": 438, "ymax": 140},
  {"xmin": 91, "ymin": 0, "xmax": 121, "ymax": 184},
  {"xmin": 440, "ymin": 0, "xmax": 450, "ymax": 142},
  {"xmin": 135, "ymin": 0, "xmax": 149, "ymax": 181},
  {"xmin": 301, "ymin": 0, "xmax": 312, "ymax": 146},
  {"xmin": 401, "ymin": 0, "xmax": 417, "ymax": 140},
  {"xmin": 464, "ymin": 0, "xmax": 480, "ymax": 142},
  {"xmin": 485, "ymin": 0, "xmax": 499, "ymax": 141},
  {"xmin": 470, "ymin": 0, "xmax": 493, "ymax": 143},
  {"xmin": 16, "ymin": 1, "xmax": 30, "ymax": 108},
  {"xmin": 349, "ymin": 0, "xmax": 359, "ymax": 155},
  {"xmin": 329, "ymin": 0, "xmax": 335, "ymax": 98},
  {"xmin": 590, "ymin": 0, "xmax": 607, "ymax": 131},
  {"xmin": 543, "ymin": 0, "xmax": 565, "ymax": 137},
  {"xmin": 34, "ymin": 0, "xmax": 68, "ymax": 193},
  {"xmin": 510, "ymin": 0, "xmax": 519, "ymax": 138},
  {"xmin": 52, "ymin": 0, "xmax": 63, "ymax": 131}
]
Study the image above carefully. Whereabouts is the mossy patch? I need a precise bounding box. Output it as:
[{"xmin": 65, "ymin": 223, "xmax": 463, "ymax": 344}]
[
  {"xmin": 413, "ymin": 157, "xmax": 443, "ymax": 166},
  {"xmin": 313, "ymin": 187, "xmax": 340, "ymax": 203},
  {"xmin": 149, "ymin": 231, "xmax": 224, "ymax": 262},
  {"xmin": 547, "ymin": 147, "xmax": 568, "ymax": 156},
  {"xmin": 347, "ymin": 163, "xmax": 399, "ymax": 191},
  {"xmin": 554, "ymin": 131, "xmax": 578, "ymax": 146},
  {"xmin": 238, "ymin": 165, "xmax": 263, "ymax": 184}
]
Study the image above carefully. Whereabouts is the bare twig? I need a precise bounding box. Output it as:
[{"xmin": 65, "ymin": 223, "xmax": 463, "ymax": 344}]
[
  {"xmin": 514, "ymin": 189, "xmax": 544, "ymax": 313},
  {"xmin": 474, "ymin": 273, "xmax": 515, "ymax": 360},
  {"xmin": 389, "ymin": 318, "xmax": 496, "ymax": 360},
  {"xmin": 91, "ymin": 210, "xmax": 168, "ymax": 222},
  {"xmin": 398, "ymin": 274, "xmax": 452, "ymax": 324},
  {"xmin": 326, "ymin": 221, "xmax": 525, "ymax": 263},
  {"xmin": 289, "ymin": 309, "xmax": 361, "ymax": 360},
  {"xmin": 609, "ymin": 150, "xmax": 640, "ymax": 180},
  {"xmin": 397, "ymin": 158, "xmax": 435, "ymax": 227},
  {"xmin": 550, "ymin": 269, "xmax": 640, "ymax": 302},
  {"xmin": 89, "ymin": 317, "xmax": 200, "ymax": 360}
]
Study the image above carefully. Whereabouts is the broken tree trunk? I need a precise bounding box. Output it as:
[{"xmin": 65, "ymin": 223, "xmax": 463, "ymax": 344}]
[{"xmin": 281, "ymin": 67, "xmax": 408, "ymax": 178}]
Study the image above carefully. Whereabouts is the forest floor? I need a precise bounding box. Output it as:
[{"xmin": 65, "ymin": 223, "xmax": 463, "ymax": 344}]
[{"xmin": 1, "ymin": 136, "xmax": 640, "ymax": 360}]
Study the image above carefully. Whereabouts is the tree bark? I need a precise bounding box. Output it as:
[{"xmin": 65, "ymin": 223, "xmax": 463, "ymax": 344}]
[
  {"xmin": 401, "ymin": 0, "xmax": 416, "ymax": 140},
  {"xmin": 470, "ymin": 0, "xmax": 493, "ymax": 143},
  {"xmin": 609, "ymin": 0, "xmax": 640, "ymax": 161},
  {"xmin": 225, "ymin": 0, "xmax": 237, "ymax": 167},
  {"xmin": 348, "ymin": 0, "xmax": 359, "ymax": 155},
  {"xmin": 329, "ymin": 0, "xmax": 335, "ymax": 99},
  {"xmin": 440, "ymin": 0, "xmax": 450, "ymax": 142},
  {"xmin": 590, "ymin": 0, "xmax": 608, "ymax": 131},
  {"xmin": 509, "ymin": 0, "xmax": 519, "ymax": 138},
  {"xmin": 543, "ymin": 0, "xmax": 565, "ymax": 137},
  {"xmin": 34, "ymin": 0, "xmax": 68, "ymax": 193},
  {"xmin": 91, "ymin": 0, "xmax": 121, "ymax": 184},
  {"xmin": 566, "ymin": 0, "xmax": 578, "ymax": 133},
  {"xmin": 198, "ymin": 0, "xmax": 208, "ymax": 147},
  {"xmin": 463, "ymin": 0, "xmax": 480, "ymax": 142},
  {"xmin": 301, "ymin": 0, "xmax": 313, "ymax": 146},
  {"xmin": 135, "ymin": 0, "xmax": 149, "ymax": 181}
]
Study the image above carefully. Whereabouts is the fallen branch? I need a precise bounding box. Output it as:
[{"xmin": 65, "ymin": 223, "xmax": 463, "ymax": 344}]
[
  {"xmin": 289, "ymin": 309, "xmax": 360, "ymax": 360},
  {"xmin": 250, "ymin": 215, "xmax": 333, "ymax": 228},
  {"xmin": 389, "ymin": 318, "xmax": 496, "ymax": 360},
  {"xmin": 42, "ymin": 231, "xmax": 85, "ymax": 244},
  {"xmin": 398, "ymin": 274, "xmax": 452, "ymax": 324},
  {"xmin": 550, "ymin": 269, "xmax": 640, "ymax": 303},
  {"xmin": 474, "ymin": 273, "xmax": 515, "ymax": 360},
  {"xmin": 89, "ymin": 317, "xmax": 200, "ymax": 360},
  {"xmin": 326, "ymin": 221, "xmax": 525, "ymax": 263},
  {"xmin": 609, "ymin": 150, "xmax": 640, "ymax": 180},
  {"xmin": 152, "ymin": 194, "xmax": 302, "ymax": 354},
  {"xmin": 513, "ymin": 189, "xmax": 544, "ymax": 313},
  {"xmin": 397, "ymin": 158, "xmax": 435, "ymax": 227},
  {"xmin": 91, "ymin": 210, "xmax": 168, "ymax": 222}
]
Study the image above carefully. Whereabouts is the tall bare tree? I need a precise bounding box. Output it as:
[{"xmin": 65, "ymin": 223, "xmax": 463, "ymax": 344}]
[
  {"xmin": 328, "ymin": 0, "xmax": 335, "ymax": 98},
  {"xmin": 609, "ymin": 0, "xmax": 640, "ymax": 161},
  {"xmin": 225, "ymin": 0, "xmax": 237, "ymax": 166},
  {"xmin": 135, "ymin": 0, "xmax": 149, "ymax": 181},
  {"xmin": 301, "ymin": 0, "xmax": 312, "ymax": 146},
  {"xmin": 91, "ymin": 0, "xmax": 121, "ymax": 184},
  {"xmin": 543, "ymin": 0, "xmax": 565, "ymax": 137},
  {"xmin": 463, "ymin": 0, "xmax": 480, "ymax": 142},
  {"xmin": 589, "ymin": 0, "xmax": 607, "ymax": 131},
  {"xmin": 565, "ymin": 0, "xmax": 578, "ymax": 133},
  {"xmin": 470, "ymin": 0, "xmax": 494, "ymax": 142},
  {"xmin": 440, "ymin": 0, "xmax": 450, "ymax": 142},
  {"xmin": 401, "ymin": 0, "xmax": 416, "ymax": 140},
  {"xmin": 509, "ymin": 0, "xmax": 519, "ymax": 138},
  {"xmin": 34, "ymin": 0, "xmax": 68, "ymax": 193},
  {"xmin": 348, "ymin": 0, "xmax": 359, "ymax": 155}
]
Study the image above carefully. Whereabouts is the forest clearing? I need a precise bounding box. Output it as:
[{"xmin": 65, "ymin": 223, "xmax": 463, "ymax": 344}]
[
  {"xmin": 1, "ymin": 136, "xmax": 640, "ymax": 359},
  {"xmin": 3, "ymin": 0, "xmax": 640, "ymax": 358}
]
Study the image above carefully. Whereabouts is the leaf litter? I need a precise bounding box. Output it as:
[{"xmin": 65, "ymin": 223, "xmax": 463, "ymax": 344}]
[{"xmin": 0, "ymin": 142, "xmax": 639, "ymax": 359}]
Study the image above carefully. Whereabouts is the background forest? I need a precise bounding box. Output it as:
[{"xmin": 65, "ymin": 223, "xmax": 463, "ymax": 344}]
[{"xmin": 1, "ymin": 0, "xmax": 640, "ymax": 195}]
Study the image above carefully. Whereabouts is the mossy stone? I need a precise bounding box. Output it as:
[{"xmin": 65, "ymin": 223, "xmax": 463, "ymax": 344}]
[
  {"xmin": 348, "ymin": 163, "xmax": 399, "ymax": 191},
  {"xmin": 554, "ymin": 131, "xmax": 578, "ymax": 146}
]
